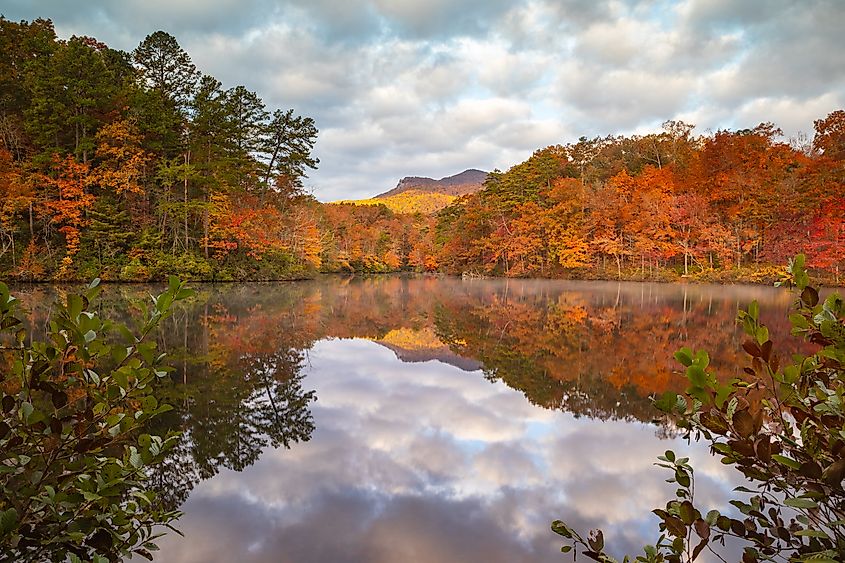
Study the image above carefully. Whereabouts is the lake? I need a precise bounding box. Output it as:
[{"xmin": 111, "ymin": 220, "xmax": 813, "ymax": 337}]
[{"xmin": 11, "ymin": 276, "xmax": 801, "ymax": 562}]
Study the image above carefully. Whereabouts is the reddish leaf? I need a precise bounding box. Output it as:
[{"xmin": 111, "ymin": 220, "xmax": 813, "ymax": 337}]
[{"xmin": 733, "ymin": 409, "xmax": 755, "ymax": 438}]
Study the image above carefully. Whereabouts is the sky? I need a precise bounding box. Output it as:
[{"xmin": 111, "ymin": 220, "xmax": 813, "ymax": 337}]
[{"xmin": 2, "ymin": 0, "xmax": 844, "ymax": 200}]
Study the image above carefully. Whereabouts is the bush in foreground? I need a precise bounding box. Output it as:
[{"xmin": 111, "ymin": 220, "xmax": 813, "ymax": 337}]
[
  {"xmin": 0, "ymin": 278, "xmax": 193, "ymax": 562},
  {"xmin": 553, "ymin": 255, "xmax": 844, "ymax": 562}
]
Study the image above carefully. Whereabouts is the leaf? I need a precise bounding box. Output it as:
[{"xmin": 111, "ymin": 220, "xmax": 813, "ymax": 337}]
[
  {"xmin": 20, "ymin": 401, "xmax": 33, "ymax": 423},
  {"xmin": 732, "ymin": 409, "xmax": 755, "ymax": 438},
  {"xmin": 168, "ymin": 275, "xmax": 180, "ymax": 293},
  {"xmin": 742, "ymin": 340, "xmax": 762, "ymax": 358},
  {"xmin": 674, "ymin": 348, "xmax": 693, "ymax": 367},
  {"xmin": 52, "ymin": 391, "xmax": 68, "ymax": 409},
  {"xmin": 664, "ymin": 515, "xmax": 686, "ymax": 538},
  {"xmin": 705, "ymin": 510, "xmax": 720, "ymax": 525},
  {"xmin": 141, "ymin": 395, "xmax": 158, "ymax": 412},
  {"xmin": 783, "ymin": 497, "xmax": 818, "ymax": 509},
  {"xmin": 86, "ymin": 529, "xmax": 113, "ymax": 550},
  {"xmin": 772, "ymin": 455, "xmax": 802, "ymax": 470},
  {"xmin": 693, "ymin": 518, "xmax": 710, "ymax": 540},
  {"xmin": 654, "ymin": 391, "xmax": 680, "ymax": 413},
  {"xmin": 0, "ymin": 508, "xmax": 18, "ymax": 535},
  {"xmin": 587, "ymin": 529, "xmax": 604, "ymax": 552},
  {"xmin": 755, "ymin": 325, "xmax": 769, "ymax": 346},
  {"xmin": 798, "ymin": 461, "xmax": 822, "ymax": 480},
  {"xmin": 801, "ymin": 286, "xmax": 819, "ymax": 307},
  {"xmin": 112, "ymin": 368, "xmax": 129, "ymax": 390},
  {"xmin": 175, "ymin": 288, "xmax": 195, "ymax": 300},
  {"xmin": 129, "ymin": 447, "xmax": 143, "ymax": 469},
  {"xmin": 694, "ymin": 350, "xmax": 710, "ymax": 369},
  {"xmin": 794, "ymin": 529, "xmax": 829, "ymax": 538},
  {"xmin": 687, "ymin": 365, "xmax": 708, "ymax": 387},
  {"xmin": 679, "ymin": 501, "xmax": 696, "ymax": 524},
  {"xmin": 789, "ymin": 313, "xmax": 809, "ymax": 330},
  {"xmin": 551, "ymin": 520, "xmax": 573, "ymax": 539},
  {"xmin": 742, "ymin": 547, "xmax": 758, "ymax": 563},
  {"xmin": 822, "ymin": 459, "xmax": 845, "ymax": 486},
  {"xmin": 760, "ymin": 340, "xmax": 772, "ymax": 362}
]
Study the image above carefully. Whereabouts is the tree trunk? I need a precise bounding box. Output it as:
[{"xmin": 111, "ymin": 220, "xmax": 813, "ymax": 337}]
[
  {"xmin": 204, "ymin": 205, "xmax": 209, "ymax": 258},
  {"xmin": 184, "ymin": 151, "xmax": 190, "ymax": 252}
]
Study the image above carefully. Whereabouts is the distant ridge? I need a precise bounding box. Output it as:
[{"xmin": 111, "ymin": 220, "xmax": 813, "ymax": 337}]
[
  {"xmin": 375, "ymin": 169, "xmax": 488, "ymax": 198},
  {"xmin": 329, "ymin": 168, "xmax": 488, "ymax": 214}
]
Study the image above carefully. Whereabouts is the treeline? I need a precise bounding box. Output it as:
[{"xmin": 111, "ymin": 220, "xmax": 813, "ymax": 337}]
[
  {"xmin": 2, "ymin": 19, "xmax": 842, "ymax": 283},
  {"xmin": 0, "ymin": 18, "xmax": 328, "ymax": 281},
  {"xmin": 429, "ymin": 116, "xmax": 845, "ymax": 282},
  {"xmin": 327, "ymin": 113, "xmax": 845, "ymax": 282}
]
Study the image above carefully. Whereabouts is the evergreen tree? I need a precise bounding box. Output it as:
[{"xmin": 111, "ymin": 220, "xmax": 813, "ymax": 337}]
[{"xmin": 261, "ymin": 108, "xmax": 319, "ymax": 195}]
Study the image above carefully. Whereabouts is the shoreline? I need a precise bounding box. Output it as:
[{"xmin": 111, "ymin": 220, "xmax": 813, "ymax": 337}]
[{"xmin": 3, "ymin": 269, "xmax": 842, "ymax": 289}]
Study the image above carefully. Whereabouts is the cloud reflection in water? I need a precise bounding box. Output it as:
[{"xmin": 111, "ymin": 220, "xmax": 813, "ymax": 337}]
[{"xmin": 157, "ymin": 338, "xmax": 740, "ymax": 562}]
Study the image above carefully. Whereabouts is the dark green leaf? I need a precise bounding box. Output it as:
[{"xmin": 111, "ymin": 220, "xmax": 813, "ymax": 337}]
[{"xmin": 0, "ymin": 508, "xmax": 18, "ymax": 535}]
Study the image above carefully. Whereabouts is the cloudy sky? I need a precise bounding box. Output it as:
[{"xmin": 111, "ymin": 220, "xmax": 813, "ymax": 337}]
[{"xmin": 3, "ymin": 0, "xmax": 844, "ymax": 200}]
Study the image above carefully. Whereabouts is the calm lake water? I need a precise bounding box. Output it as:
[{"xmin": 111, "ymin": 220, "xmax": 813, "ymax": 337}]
[{"xmin": 12, "ymin": 276, "xmax": 802, "ymax": 562}]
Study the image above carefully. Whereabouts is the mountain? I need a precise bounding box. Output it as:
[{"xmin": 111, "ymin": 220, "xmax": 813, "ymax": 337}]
[
  {"xmin": 331, "ymin": 191, "xmax": 458, "ymax": 214},
  {"xmin": 375, "ymin": 169, "xmax": 488, "ymax": 198},
  {"xmin": 330, "ymin": 169, "xmax": 488, "ymax": 214},
  {"xmin": 374, "ymin": 328, "xmax": 483, "ymax": 372}
]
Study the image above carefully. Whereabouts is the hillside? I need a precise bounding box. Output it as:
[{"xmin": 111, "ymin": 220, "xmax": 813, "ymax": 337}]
[
  {"xmin": 376, "ymin": 169, "xmax": 488, "ymax": 198},
  {"xmin": 331, "ymin": 189, "xmax": 457, "ymax": 214},
  {"xmin": 330, "ymin": 169, "xmax": 487, "ymax": 214}
]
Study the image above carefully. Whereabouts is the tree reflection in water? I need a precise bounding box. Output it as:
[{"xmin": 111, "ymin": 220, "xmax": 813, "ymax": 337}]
[{"xmin": 8, "ymin": 276, "xmax": 803, "ymax": 559}]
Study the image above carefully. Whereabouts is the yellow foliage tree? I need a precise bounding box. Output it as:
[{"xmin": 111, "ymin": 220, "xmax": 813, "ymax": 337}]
[{"xmin": 92, "ymin": 119, "xmax": 151, "ymax": 196}]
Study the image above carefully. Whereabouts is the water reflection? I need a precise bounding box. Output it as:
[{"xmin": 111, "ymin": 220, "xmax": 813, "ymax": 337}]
[{"xmin": 10, "ymin": 277, "xmax": 801, "ymax": 561}]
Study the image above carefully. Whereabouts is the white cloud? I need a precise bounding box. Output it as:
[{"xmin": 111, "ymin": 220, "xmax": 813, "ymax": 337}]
[{"xmin": 3, "ymin": 0, "xmax": 842, "ymax": 200}]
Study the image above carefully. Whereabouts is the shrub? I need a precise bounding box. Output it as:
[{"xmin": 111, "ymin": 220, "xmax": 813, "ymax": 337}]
[
  {"xmin": 553, "ymin": 255, "xmax": 845, "ymax": 562},
  {"xmin": 0, "ymin": 277, "xmax": 193, "ymax": 561}
]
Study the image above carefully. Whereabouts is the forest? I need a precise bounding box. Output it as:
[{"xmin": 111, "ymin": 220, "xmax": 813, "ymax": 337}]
[
  {"xmin": 1, "ymin": 18, "xmax": 843, "ymax": 283},
  {"xmin": 0, "ymin": 18, "xmax": 326, "ymax": 281},
  {"xmin": 434, "ymin": 118, "xmax": 845, "ymax": 283}
]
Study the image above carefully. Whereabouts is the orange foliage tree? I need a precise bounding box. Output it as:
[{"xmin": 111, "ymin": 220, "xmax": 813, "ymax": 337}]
[{"xmin": 40, "ymin": 154, "xmax": 94, "ymax": 277}]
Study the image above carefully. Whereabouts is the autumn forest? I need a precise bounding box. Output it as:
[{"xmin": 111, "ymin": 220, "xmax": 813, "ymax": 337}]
[{"xmin": 1, "ymin": 18, "xmax": 843, "ymax": 284}]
